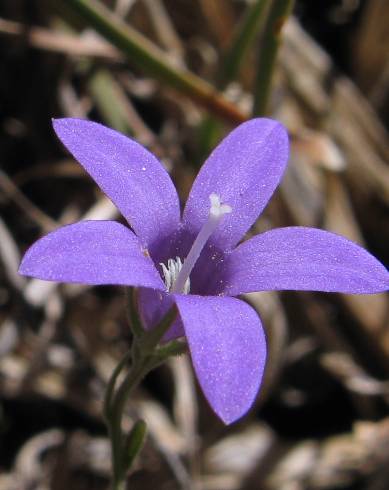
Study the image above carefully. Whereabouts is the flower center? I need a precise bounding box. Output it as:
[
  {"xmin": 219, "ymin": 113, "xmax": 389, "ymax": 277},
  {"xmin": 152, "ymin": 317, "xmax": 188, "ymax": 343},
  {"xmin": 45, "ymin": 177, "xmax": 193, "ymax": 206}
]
[
  {"xmin": 162, "ymin": 193, "xmax": 231, "ymax": 294},
  {"xmin": 160, "ymin": 257, "xmax": 190, "ymax": 294}
]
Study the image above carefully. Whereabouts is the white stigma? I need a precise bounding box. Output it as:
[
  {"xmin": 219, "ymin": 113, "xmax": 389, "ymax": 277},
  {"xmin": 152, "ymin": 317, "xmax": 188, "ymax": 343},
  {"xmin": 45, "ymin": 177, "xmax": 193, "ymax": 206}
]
[
  {"xmin": 169, "ymin": 193, "xmax": 232, "ymax": 294},
  {"xmin": 160, "ymin": 257, "xmax": 190, "ymax": 294},
  {"xmin": 209, "ymin": 193, "xmax": 232, "ymax": 219}
]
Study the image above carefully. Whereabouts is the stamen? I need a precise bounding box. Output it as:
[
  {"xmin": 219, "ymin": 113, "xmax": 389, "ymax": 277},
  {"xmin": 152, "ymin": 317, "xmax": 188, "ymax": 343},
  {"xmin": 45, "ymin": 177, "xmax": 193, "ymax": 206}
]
[
  {"xmin": 171, "ymin": 193, "xmax": 231, "ymax": 294},
  {"xmin": 160, "ymin": 257, "xmax": 190, "ymax": 294}
]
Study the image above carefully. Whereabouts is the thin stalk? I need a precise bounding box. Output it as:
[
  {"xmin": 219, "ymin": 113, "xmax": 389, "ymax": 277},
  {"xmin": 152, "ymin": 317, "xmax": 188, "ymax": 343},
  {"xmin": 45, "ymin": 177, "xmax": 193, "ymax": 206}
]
[
  {"xmin": 104, "ymin": 306, "xmax": 179, "ymax": 489},
  {"xmin": 122, "ymin": 420, "xmax": 147, "ymax": 472},
  {"xmin": 108, "ymin": 358, "xmax": 149, "ymax": 489},
  {"xmin": 126, "ymin": 288, "xmax": 144, "ymax": 339},
  {"xmin": 65, "ymin": 0, "xmax": 246, "ymax": 124},
  {"xmin": 197, "ymin": 0, "xmax": 270, "ymax": 164},
  {"xmin": 88, "ymin": 68, "xmax": 134, "ymax": 134},
  {"xmin": 103, "ymin": 350, "xmax": 132, "ymax": 420},
  {"xmin": 253, "ymin": 0, "xmax": 295, "ymax": 116},
  {"xmin": 218, "ymin": 0, "xmax": 270, "ymax": 88}
]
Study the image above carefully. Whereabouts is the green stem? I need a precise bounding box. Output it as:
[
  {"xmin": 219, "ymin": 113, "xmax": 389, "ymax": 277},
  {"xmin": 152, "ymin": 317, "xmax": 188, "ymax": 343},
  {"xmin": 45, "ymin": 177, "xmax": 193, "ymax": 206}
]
[
  {"xmin": 253, "ymin": 0, "xmax": 294, "ymax": 115},
  {"xmin": 218, "ymin": 0, "xmax": 271, "ymax": 88},
  {"xmin": 112, "ymin": 478, "xmax": 126, "ymax": 490},
  {"xmin": 122, "ymin": 420, "xmax": 147, "ymax": 473},
  {"xmin": 109, "ymin": 357, "xmax": 149, "ymax": 489},
  {"xmin": 104, "ymin": 306, "xmax": 180, "ymax": 489},
  {"xmin": 65, "ymin": 0, "xmax": 246, "ymax": 124},
  {"xmin": 88, "ymin": 68, "xmax": 135, "ymax": 134},
  {"xmin": 196, "ymin": 0, "xmax": 270, "ymax": 165},
  {"xmin": 126, "ymin": 288, "xmax": 144, "ymax": 340},
  {"xmin": 103, "ymin": 350, "xmax": 132, "ymax": 421}
]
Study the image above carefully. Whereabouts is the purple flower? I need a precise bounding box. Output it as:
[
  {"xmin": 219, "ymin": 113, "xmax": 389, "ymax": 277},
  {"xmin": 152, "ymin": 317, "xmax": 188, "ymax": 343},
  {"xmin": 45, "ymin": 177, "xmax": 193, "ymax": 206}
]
[{"xmin": 19, "ymin": 118, "xmax": 389, "ymax": 424}]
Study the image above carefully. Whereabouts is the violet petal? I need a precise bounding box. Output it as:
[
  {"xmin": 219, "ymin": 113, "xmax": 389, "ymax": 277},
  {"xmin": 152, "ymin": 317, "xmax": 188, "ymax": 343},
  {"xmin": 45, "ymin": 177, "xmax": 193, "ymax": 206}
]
[
  {"xmin": 182, "ymin": 119, "xmax": 289, "ymax": 251},
  {"xmin": 19, "ymin": 220, "xmax": 165, "ymax": 289},
  {"xmin": 222, "ymin": 227, "xmax": 389, "ymax": 295},
  {"xmin": 52, "ymin": 118, "xmax": 180, "ymax": 259},
  {"xmin": 174, "ymin": 294, "xmax": 266, "ymax": 424}
]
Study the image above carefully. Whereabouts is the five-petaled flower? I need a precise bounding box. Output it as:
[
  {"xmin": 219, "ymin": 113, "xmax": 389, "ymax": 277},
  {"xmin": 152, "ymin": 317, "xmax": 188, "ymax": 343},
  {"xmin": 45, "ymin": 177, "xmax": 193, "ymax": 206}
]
[{"xmin": 19, "ymin": 118, "xmax": 389, "ymax": 424}]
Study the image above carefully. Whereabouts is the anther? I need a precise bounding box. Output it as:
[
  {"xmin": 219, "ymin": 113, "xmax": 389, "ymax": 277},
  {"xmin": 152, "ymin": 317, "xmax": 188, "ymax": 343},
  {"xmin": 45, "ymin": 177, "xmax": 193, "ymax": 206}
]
[{"xmin": 160, "ymin": 257, "xmax": 190, "ymax": 294}]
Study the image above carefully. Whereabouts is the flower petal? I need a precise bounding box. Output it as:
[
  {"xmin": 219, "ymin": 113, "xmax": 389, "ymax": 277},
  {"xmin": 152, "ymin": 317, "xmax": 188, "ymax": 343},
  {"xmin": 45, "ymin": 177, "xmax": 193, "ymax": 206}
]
[
  {"xmin": 174, "ymin": 294, "xmax": 266, "ymax": 424},
  {"xmin": 52, "ymin": 118, "xmax": 180, "ymax": 259},
  {"xmin": 222, "ymin": 227, "xmax": 389, "ymax": 295},
  {"xmin": 182, "ymin": 118, "xmax": 289, "ymax": 251},
  {"xmin": 19, "ymin": 220, "xmax": 165, "ymax": 289}
]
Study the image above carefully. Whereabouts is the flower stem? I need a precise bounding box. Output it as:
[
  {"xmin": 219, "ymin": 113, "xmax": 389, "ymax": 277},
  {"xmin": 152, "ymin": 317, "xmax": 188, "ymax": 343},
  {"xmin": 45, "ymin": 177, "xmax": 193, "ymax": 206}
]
[
  {"xmin": 108, "ymin": 357, "xmax": 149, "ymax": 489},
  {"xmin": 104, "ymin": 304, "xmax": 184, "ymax": 489},
  {"xmin": 106, "ymin": 352, "xmax": 137, "ymax": 418},
  {"xmin": 126, "ymin": 288, "xmax": 144, "ymax": 340},
  {"xmin": 252, "ymin": 0, "xmax": 295, "ymax": 116}
]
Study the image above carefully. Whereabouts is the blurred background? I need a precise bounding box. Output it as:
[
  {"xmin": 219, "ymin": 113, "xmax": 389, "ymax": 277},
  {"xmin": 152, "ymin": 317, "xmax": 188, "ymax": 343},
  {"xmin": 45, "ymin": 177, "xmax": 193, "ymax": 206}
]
[{"xmin": 0, "ymin": 1, "xmax": 388, "ymax": 489}]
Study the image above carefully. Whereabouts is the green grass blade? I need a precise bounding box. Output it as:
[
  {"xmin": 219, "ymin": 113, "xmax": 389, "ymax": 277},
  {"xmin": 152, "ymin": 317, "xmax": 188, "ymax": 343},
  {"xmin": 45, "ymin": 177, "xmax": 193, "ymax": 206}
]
[
  {"xmin": 65, "ymin": 0, "xmax": 246, "ymax": 124},
  {"xmin": 253, "ymin": 0, "xmax": 295, "ymax": 116},
  {"xmin": 218, "ymin": 0, "xmax": 271, "ymax": 88},
  {"xmin": 197, "ymin": 0, "xmax": 270, "ymax": 165}
]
